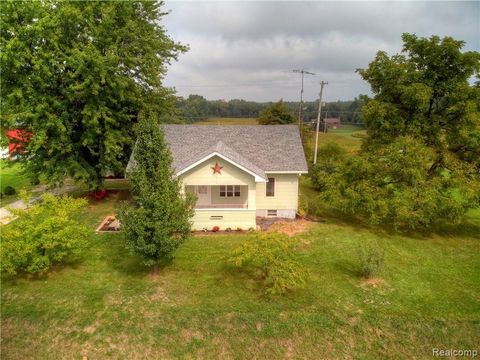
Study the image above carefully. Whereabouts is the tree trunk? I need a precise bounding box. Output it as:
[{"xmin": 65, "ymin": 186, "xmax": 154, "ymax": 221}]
[{"xmin": 151, "ymin": 263, "xmax": 159, "ymax": 275}]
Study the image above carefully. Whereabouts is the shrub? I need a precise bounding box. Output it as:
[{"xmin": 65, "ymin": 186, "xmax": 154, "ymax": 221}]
[
  {"xmin": 229, "ymin": 232, "xmax": 308, "ymax": 295},
  {"xmin": 257, "ymin": 100, "xmax": 295, "ymax": 125},
  {"xmin": 0, "ymin": 194, "xmax": 90, "ymax": 275},
  {"xmin": 226, "ymin": 227, "xmax": 232, "ymax": 232},
  {"xmin": 357, "ymin": 241, "xmax": 385, "ymax": 278},
  {"xmin": 4, "ymin": 186, "xmax": 16, "ymax": 195},
  {"xmin": 30, "ymin": 178, "xmax": 40, "ymax": 186},
  {"xmin": 212, "ymin": 226, "xmax": 220, "ymax": 232}
]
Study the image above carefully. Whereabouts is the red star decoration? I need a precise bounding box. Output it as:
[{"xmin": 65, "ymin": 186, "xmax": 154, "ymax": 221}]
[{"xmin": 211, "ymin": 162, "xmax": 223, "ymax": 174}]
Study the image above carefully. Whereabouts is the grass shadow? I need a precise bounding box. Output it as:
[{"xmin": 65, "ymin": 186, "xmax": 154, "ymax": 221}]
[{"xmin": 333, "ymin": 260, "xmax": 360, "ymax": 278}]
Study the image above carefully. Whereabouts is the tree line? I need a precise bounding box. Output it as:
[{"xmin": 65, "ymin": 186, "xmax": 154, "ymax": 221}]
[{"xmin": 175, "ymin": 95, "xmax": 366, "ymax": 123}]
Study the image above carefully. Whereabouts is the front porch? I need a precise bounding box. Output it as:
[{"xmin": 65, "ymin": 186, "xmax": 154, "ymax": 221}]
[
  {"xmin": 185, "ymin": 185, "xmax": 256, "ymax": 230},
  {"xmin": 186, "ymin": 185, "xmax": 250, "ymax": 209}
]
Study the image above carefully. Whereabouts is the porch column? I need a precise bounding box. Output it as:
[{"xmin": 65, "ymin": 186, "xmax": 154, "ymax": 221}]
[{"xmin": 248, "ymin": 183, "xmax": 256, "ymax": 210}]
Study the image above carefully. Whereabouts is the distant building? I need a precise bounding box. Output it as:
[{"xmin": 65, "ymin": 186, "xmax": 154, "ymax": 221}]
[
  {"xmin": 324, "ymin": 118, "xmax": 341, "ymax": 129},
  {"xmin": 5, "ymin": 129, "xmax": 31, "ymax": 159}
]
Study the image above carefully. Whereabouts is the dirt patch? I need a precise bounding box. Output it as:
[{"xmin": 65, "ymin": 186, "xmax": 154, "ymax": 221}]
[
  {"xmin": 360, "ymin": 277, "xmax": 386, "ymax": 288},
  {"xmin": 181, "ymin": 328, "xmax": 204, "ymax": 342},
  {"xmin": 267, "ymin": 219, "xmax": 314, "ymax": 236},
  {"xmin": 146, "ymin": 286, "xmax": 171, "ymax": 303},
  {"xmin": 83, "ymin": 325, "xmax": 97, "ymax": 334}
]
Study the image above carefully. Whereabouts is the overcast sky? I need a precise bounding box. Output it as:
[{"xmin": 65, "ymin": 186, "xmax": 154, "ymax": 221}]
[{"xmin": 162, "ymin": 1, "xmax": 479, "ymax": 102}]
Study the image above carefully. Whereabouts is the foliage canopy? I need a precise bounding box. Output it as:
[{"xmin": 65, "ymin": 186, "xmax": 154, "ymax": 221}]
[
  {"xmin": 1, "ymin": 193, "xmax": 89, "ymax": 274},
  {"xmin": 0, "ymin": 1, "xmax": 186, "ymax": 189},
  {"xmin": 258, "ymin": 100, "xmax": 296, "ymax": 125},
  {"xmin": 229, "ymin": 232, "xmax": 308, "ymax": 294},
  {"xmin": 311, "ymin": 34, "xmax": 480, "ymax": 230}
]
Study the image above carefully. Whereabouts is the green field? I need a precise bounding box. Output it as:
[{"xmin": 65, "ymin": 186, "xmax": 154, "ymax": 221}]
[
  {"xmin": 2, "ymin": 184, "xmax": 479, "ymax": 359},
  {"xmin": 0, "ymin": 161, "xmax": 35, "ymax": 206},
  {"xmin": 195, "ymin": 117, "xmax": 258, "ymax": 125}
]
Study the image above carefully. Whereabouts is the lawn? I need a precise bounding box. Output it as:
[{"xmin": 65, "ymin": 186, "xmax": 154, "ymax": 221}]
[
  {"xmin": 1, "ymin": 189, "xmax": 479, "ymax": 359},
  {"xmin": 0, "ymin": 160, "xmax": 36, "ymax": 206},
  {"xmin": 195, "ymin": 117, "xmax": 258, "ymax": 125}
]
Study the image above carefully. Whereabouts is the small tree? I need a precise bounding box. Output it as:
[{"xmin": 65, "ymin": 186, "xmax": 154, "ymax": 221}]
[
  {"xmin": 258, "ymin": 100, "xmax": 296, "ymax": 125},
  {"xmin": 118, "ymin": 114, "xmax": 195, "ymax": 274},
  {"xmin": 1, "ymin": 193, "xmax": 89, "ymax": 275},
  {"xmin": 229, "ymin": 232, "xmax": 308, "ymax": 294},
  {"xmin": 357, "ymin": 240, "xmax": 385, "ymax": 278}
]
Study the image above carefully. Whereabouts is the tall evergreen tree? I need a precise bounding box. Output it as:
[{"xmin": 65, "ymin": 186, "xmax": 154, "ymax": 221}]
[
  {"xmin": 118, "ymin": 114, "xmax": 195, "ymax": 274},
  {"xmin": 0, "ymin": 1, "xmax": 186, "ymax": 189}
]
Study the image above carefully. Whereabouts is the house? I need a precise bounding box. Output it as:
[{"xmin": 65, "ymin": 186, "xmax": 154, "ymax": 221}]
[
  {"xmin": 128, "ymin": 125, "xmax": 308, "ymax": 230},
  {"xmin": 324, "ymin": 118, "xmax": 341, "ymax": 129}
]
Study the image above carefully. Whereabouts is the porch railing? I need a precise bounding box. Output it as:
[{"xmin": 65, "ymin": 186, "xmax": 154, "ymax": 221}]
[{"xmin": 194, "ymin": 204, "xmax": 247, "ymax": 209}]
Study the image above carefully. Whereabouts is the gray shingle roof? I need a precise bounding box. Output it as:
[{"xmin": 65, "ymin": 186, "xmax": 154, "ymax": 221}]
[{"xmin": 162, "ymin": 125, "xmax": 308, "ymax": 178}]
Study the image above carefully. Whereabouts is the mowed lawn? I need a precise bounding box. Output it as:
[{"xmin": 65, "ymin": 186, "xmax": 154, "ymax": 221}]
[
  {"xmin": 0, "ymin": 160, "xmax": 35, "ymax": 206},
  {"xmin": 1, "ymin": 188, "xmax": 480, "ymax": 359},
  {"xmin": 195, "ymin": 117, "xmax": 258, "ymax": 125}
]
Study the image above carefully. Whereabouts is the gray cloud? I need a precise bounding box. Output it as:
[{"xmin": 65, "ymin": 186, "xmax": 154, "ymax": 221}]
[{"xmin": 162, "ymin": 1, "xmax": 479, "ymax": 101}]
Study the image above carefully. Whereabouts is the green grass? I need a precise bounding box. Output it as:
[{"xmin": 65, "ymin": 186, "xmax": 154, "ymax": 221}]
[
  {"xmin": 0, "ymin": 160, "xmax": 35, "ymax": 206},
  {"xmin": 2, "ymin": 189, "xmax": 479, "ymax": 359},
  {"xmin": 195, "ymin": 117, "xmax": 258, "ymax": 125},
  {"xmin": 327, "ymin": 124, "xmax": 365, "ymax": 136}
]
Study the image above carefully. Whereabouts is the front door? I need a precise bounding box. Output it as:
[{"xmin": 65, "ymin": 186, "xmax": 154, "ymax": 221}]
[{"xmin": 196, "ymin": 185, "xmax": 210, "ymax": 206}]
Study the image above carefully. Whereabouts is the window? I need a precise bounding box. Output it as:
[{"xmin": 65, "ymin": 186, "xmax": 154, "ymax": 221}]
[
  {"xmin": 220, "ymin": 185, "xmax": 241, "ymax": 197},
  {"xmin": 267, "ymin": 209, "xmax": 277, "ymax": 217},
  {"xmin": 197, "ymin": 186, "xmax": 207, "ymax": 194},
  {"xmin": 210, "ymin": 215, "xmax": 223, "ymax": 220},
  {"xmin": 266, "ymin": 178, "xmax": 275, "ymax": 197}
]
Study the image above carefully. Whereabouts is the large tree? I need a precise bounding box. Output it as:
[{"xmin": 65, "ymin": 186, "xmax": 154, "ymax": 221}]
[
  {"xmin": 313, "ymin": 34, "xmax": 480, "ymax": 230},
  {"xmin": 118, "ymin": 114, "xmax": 195, "ymax": 274},
  {"xmin": 0, "ymin": 1, "xmax": 186, "ymax": 189},
  {"xmin": 258, "ymin": 100, "xmax": 296, "ymax": 125}
]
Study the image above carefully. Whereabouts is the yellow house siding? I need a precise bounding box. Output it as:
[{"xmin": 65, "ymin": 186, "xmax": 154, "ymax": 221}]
[
  {"xmin": 179, "ymin": 155, "xmax": 257, "ymax": 209},
  {"xmin": 255, "ymin": 174, "xmax": 299, "ymax": 210},
  {"xmin": 191, "ymin": 210, "xmax": 256, "ymax": 230}
]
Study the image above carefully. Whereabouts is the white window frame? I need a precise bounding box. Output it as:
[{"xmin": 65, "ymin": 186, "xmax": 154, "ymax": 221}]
[
  {"xmin": 219, "ymin": 185, "xmax": 241, "ymax": 198},
  {"xmin": 266, "ymin": 177, "xmax": 275, "ymax": 197}
]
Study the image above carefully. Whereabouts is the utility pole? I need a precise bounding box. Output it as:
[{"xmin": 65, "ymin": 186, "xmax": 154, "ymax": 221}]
[
  {"xmin": 313, "ymin": 81, "xmax": 328, "ymax": 165},
  {"xmin": 292, "ymin": 69, "xmax": 315, "ymax": 137}
]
